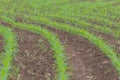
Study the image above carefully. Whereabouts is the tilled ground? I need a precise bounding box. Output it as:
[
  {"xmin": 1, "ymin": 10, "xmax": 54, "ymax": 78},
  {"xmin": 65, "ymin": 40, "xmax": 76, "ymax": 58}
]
[{"xmin": 0, "ymin": 23, "xmax": 119, "ymax": 80}]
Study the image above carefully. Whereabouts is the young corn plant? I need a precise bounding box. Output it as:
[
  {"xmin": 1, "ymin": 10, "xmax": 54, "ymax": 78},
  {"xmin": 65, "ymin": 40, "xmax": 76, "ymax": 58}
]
[{"xmin": 0, "ymin": 26, "xmax": 18, "ymax": 80}]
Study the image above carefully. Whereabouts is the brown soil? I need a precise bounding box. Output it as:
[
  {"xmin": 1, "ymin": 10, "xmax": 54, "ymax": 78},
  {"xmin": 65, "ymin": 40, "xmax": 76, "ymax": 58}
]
[
  {"xmin": 45, "ymin": 27, "xmax": 119, "ymax": 80},
  {"xmin": 8, "ymin": 29, "xmax": 55, "ymax": 80}
]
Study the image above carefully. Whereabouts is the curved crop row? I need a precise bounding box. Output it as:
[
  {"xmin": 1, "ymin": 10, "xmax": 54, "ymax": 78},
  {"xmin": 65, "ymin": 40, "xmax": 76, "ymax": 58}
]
[
  {"xmin": 26, "ymin": 17, "xmax": 120, "ymax": 74},
  {"xmin": 0, "ymin": 0, "xmax": 120, "ymax": 80},
  {"xmin": 3, "ymin": 16, "xmax": 120, "ymax": 75},
  {"xmin": 44, "ymin": 15, "xmax": 119, "ymax": 39},
  {"xmin": 0, "ymin": 26, "xmax": 17, "ymax": 80},
  {"xmin": 57, "ymin": 1, "xmax": 119, "ymax": 22},
  {"xmin": 1, "ymin": 0, "xmax": 119, "ymax": 25},
  {"xmin": 0, "ymin": 16, "xmax": 69, "ymax": 80},
  {"xmin": 46, "ymin": 14, "xmax": 120, "ymax": 30},
  {"xmin": 12, "ymin": 14, "xmax": 119, "ymax": 39},
  {"xmin": 44, "ymin": 14, "xmax": 120, "ymax": 38},
  {"xmin": 1, "ymin": 0, "xmax": 119, "ymax": 34},
  {"xmin": 1, "ymin": 10, "xmax": 120, "ymax": 39}
]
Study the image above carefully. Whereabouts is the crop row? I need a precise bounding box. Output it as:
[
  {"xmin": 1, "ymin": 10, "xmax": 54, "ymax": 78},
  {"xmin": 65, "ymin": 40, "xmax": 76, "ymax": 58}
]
[
  {"xmin": 46, "ymin": 14, "xmax": 120, "ymax": 30},
  {"xmin": 2, "ymin": 10, "xmax": 118, "ymax": 39},
  {"xmin": 1, "ymin": 0, "xmax": 119, "ymax": 23},
  {"xmin": 0, "ymin": 26, "xmax": 17, "ymax": 80},
  {"xmin": 1, "ymin": 16, "xmax": 120, "ymax": 78},
  {"xmin": 21, "ymin": 16, "xmax": 120, "ymax": 74},
  {"xmin": 0, "ymin": 16, "xmax": 69, "ymax": 80},
  {"xmin": 10, "ymin": 13, "xmax": 119, "ymax": 39},
  {"xmin": 1, "ymin": 0, "xmax": 119, "ymax": 35},
  {"xmin": 0, "ymin": 0, "xmax": 120, "ymax": 80}
]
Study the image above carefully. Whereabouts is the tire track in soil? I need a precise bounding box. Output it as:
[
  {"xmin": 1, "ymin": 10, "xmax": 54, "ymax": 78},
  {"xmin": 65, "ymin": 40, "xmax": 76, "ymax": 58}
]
[
  {"xmin": 45, "ymin": 27, "xmax": 119, "ymax": 80},
  {"xmin": 8, "ymin": 28, "xmax": 55, "ymax": 80}
]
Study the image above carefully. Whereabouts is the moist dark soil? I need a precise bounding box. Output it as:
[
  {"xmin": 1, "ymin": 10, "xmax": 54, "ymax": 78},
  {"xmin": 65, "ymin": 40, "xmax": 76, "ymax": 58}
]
[
  {"xmin": 44, "ymin": 27, "xmax": 119, "ymax": 80},
  {"xmin": 8, "ymin": 29, "xmax": 55, "ymax": 80}
]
